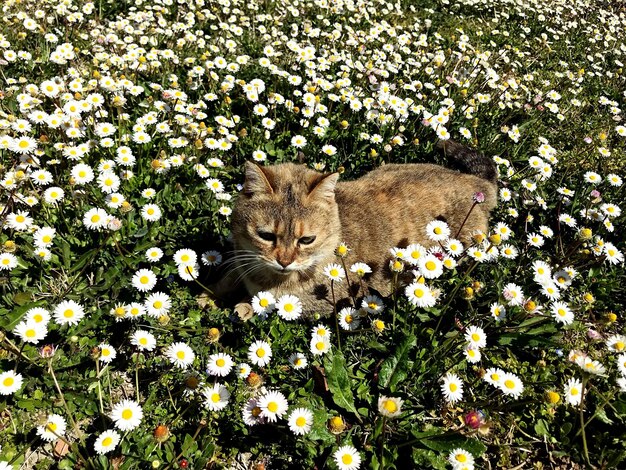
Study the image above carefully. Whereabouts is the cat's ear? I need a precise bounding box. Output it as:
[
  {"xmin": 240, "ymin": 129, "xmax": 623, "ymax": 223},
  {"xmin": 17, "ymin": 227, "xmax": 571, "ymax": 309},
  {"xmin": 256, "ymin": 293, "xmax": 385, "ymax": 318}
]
[
  {"xmin": 308, "ymin": 172, "xmax": 339, "ymax": 201},
  {"xmin": 243, "ymin": 161, "xmax": 274, "ymax": 195}
]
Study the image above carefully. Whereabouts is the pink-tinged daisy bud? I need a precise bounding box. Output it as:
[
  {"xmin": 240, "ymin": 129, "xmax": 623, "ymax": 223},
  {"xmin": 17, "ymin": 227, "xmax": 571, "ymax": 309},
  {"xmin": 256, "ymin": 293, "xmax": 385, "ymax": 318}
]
[
  {"xmin": 473, "ymin": 191, "xmax": 485, "ymax": 203},
  {"xmin": 464, "ymin": 410, "xmax": 485, "ymax": 429}
]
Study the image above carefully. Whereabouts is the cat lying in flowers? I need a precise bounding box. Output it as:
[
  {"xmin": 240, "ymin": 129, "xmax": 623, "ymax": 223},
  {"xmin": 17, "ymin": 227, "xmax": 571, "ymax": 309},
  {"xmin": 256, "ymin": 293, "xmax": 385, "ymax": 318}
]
[{"xmin": 217, "ymin": 141, "xmax": 497, "ymax": 314}]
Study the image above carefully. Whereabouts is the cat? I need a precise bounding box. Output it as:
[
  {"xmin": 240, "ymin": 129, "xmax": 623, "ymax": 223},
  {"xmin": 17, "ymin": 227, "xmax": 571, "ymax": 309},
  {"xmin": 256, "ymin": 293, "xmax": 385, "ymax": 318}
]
[{"xmin": 216, "ymin": 141, "xmax": 497, "ymax": 313}]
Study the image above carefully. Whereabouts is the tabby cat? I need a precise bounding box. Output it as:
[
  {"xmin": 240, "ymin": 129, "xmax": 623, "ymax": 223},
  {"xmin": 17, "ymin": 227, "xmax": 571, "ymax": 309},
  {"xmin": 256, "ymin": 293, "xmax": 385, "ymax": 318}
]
[{"xmin": 218, "ymin": 141, "xmax": 497, "ymax": 313}]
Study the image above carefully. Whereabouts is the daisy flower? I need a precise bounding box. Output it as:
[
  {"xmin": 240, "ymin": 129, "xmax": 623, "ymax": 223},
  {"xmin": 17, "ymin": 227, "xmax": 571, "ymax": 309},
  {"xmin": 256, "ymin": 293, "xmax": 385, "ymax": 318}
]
[
  {"xmin": 111, "ymin": 399, "xmax": 143, "ymax": 431},
  {"xmin": 26, "ymin": 307, "xmax": 51, "ymax": 324},
  {"xmin": 378, "ymin": 396, "xmax": 403, "ymax": 418},
  {"xmin": 33, "ymin": 226, "xmax": 56, "ymax": 247},
  {"xmin": 361, "ymin": 295, "xmax": 384, "ymax": 314},
  {"xmin": 83, "ymin": 208, "xmax": 109, "ymax": 230},
  {"xmin": 141, "ymin": 204, "xmax": 162, "ymax": 222},
  {"xmin": 418, "ymin": 254, "xmax": 444, "ymax": 279},
  {"xmin": 276, "ymin": 294, "xmax": 303, "ymax": 321},
  {"xmin": 6, "ymin": 211, "xmax": 34, "ymax": 231},
  {"xmin": 483, "ymin": 368, "xmax": 504, "ymax": 388},
  {"xmin": 53, "ymin": 300, "xmax": 86, "ymax": 326},
  {"xmin": 405, "ymin": 282, "xmax": 436, "ymax": 308},
  {"xmin": 178, "ymin": 263, "xmax": 200, "ymax": 281},
  {"xmin": 94, "ymin": 429, "xmax": 121, "ymax": 455},
  {"xmin": 311, "ymin": 324, "xmax": 332, "ymax": 339},
  {"xmin": 288, "ymin": 407, "xmax": 314, "ymax": 435},
  {"xmin": 131, "ymin": 269, "xmax": 157, "ymax": 292},
  {"xmin": 499, "ymin": 372, "xmax": 524, "ymax": 398},
  {"xmin": 98, "ymin": 344, "xmax": 117, "ymax": 363},
  {"xmin": 173, "ymin": 248, "xmax": 197, "ymax": 267},
  {"xmin": 339, "ymin": 307, "xmax": 360, "ymax": 331},
  {"xmin": 464, "ymin": 347, "xmax": 481, "ymax": 364},
  {"xmin": 490, "ymin": 303, "xmax": 506, "ymax": 321},
  {"xmin": 203, "ymin": 383, "xmax": 230, "ymax": 411},
  {"xmin": 310, "ymin": 336, "xmax": 331, "ymax": 355},
  {"xmin": 606, "ymin": 335, "xmax": 626, "ymax": 353},
  {"xmin": 258, "ymin": 390, "xmax": 289, "ymax": 422},
  {"xmin": 236, "ymin": 363, "xmax": 251, "ymax": 379},
  {"xmin": 564, "ymin": 378, "xmax": 583, "ymax": 406},
  {"xmin": 441, "ymin": 373, "xmax": 464, "ymax": 403},
  {"xmin": 37, "ymin": 414, "xmax": 66, "ymax": 442},
  {"xmin": 502, "ymin": 283, "xmax": 524, "ymax": 306},
  {"xmin": 448, "ymin": 449, "xmax": 474, "ymax": 469},
  {"xmin": 289, "ymin": 352, "xmax": 308, "ymax": 369},
  {"xmin": 0, "ymin": 253, "xmax": 18, "ymax": 271},
  {"xmin": 144, "ymin": 292, "xmax": 171, "ymax": 317},
  {"xmin": 251, "ymin": 291, "xmax": 276, "ymax": 318},
  {"xmin": 426, "ymin": 220, "xmax": 451, "ymax": 241},
  {"xmin": 130, "ymin": 330, "xmax": 157, "ymax": 351},
  {"xmin": 145, "ymin": 247, "xmax": 164, "ymax": 262},
  {"xmin": 0, "ymin": 371, "xmax": 23, "ymax": 395},
  {"xmin": 201, "ymin": 250, "xmax": 222, "ymax": 266},
  {"xmin": 242, "ymin": 398, "xmax": 265, "ymax": 426},
  {"xmin": 324, "ymin": 263, "xmax": 346, "ymax": 281},
  {"xmin": 444, "ymin": 239, "xmax": 464, "ymax": 257},
  {"xmin": 333, "ymin": 445, "xmax": 361, "ymax": 470},
  {"xmin": 575, "ymin": 356, "xmax": 606, "ymax": 376},
  {"xmin": 14, "ymin": 320, "xmax": 47, "ymax": 344},
  {"xmin": 206, "ymin": 353, "xmax": 234, "ymax": 377},
  {"xmin": 465, "ymin": 326, "xmax": 487, "ymax": 349},
  {"xmin": 165, "ymin": 342, "xmax": 195, "ymax": 369},
  {"xmin": 551, "ymin": 302, "xmax": 574, "ymax": 325},
  {"xmin": 248, "ymin": 340, "xmax": 272, "ymax": 367}
]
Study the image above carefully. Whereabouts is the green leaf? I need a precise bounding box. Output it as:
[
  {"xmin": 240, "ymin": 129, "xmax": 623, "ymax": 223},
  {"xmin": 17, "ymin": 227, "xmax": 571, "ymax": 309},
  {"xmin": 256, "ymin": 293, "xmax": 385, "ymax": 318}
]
[
  {"xmin": 379, "ymin": 334, "xmax": 417, "ymax": 391},
  {"xmin": 534, "ymin": 419, "xmax": 550, "ymax": 437},
  {"xmin": 324, "ymin": 351, "xmax": 360, "ymax": 419},
  {"xmin": 412, "ymin": 448, "xmax": 447, "ymax": 470}
]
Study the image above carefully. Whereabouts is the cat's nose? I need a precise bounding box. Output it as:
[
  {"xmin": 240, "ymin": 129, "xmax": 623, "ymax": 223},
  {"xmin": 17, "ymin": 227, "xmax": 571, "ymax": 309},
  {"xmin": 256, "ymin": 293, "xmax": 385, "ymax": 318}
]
[{"xmin": 277, "ymin": 259, "xmax": 291, "ymax": 269}]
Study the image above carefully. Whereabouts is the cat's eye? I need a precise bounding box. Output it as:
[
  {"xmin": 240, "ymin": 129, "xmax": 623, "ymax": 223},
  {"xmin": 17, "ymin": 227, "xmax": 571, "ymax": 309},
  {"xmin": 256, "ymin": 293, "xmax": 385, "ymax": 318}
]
[
  {"xmin": 257, "ymin": 231, "xmax": 276, "ymax": 242},
  {"xmin": 298, "ymin": 236, "xmax": 316, "ymax": 245}
]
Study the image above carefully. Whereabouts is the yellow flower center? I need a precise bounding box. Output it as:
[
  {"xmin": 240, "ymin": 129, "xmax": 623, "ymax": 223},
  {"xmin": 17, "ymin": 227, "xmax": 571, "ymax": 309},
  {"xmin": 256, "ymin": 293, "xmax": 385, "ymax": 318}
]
[
  {"xmin": 181, "ymin": 254, "xmax": 189, "ymax": 262},
  {"xmin": 557, "ymin": 309, "xmax": 566, "ymax": 317},
  {"xmin": 16, "ymin": 215, "xmax": 25, "ymax": 223},
  {"xmin": 504, "ymin": 379, "xmax": 515, "ymax": 389},
  {"xmin": 3, "ymin": 377, "xmax": 14, "ymax": 387},
  {"xmin": 139, "ymin": 338, "xmax": 148, "ymax": 345},
  {"xmin": 91, "ymin": 214, "xmax": 100, "ymax": 223},
  {"xmin": 449, "ymin": 383, "xmax": 457, "ymax": 392},
  {"xmin": 147, "ymin": 208, "xmax": 155, "ymax": 215},
  {"xmin": 615, "ymin": 342, "xmax": 625, "ymax": 351},
  {"xmin": 259, "ymin": 298, "xmax": 269, "ymax": 307},
  {"xmin": 491, "ymin": 373, "xmax": 499, "ymax": 381},
  {"xmin": 414, "ymin": 288, "xmax": 424, "ymax": 298},
  {"xmin": 342, "ymin": 454, "xmax": 353, "ymax": 464},
  {"xmin": 19, "ymin": 140, "xmax": 29, "ymax": 149},
  {"xmin": 216, "ymin": 358, "xmax": 225, "ymax": 367},
  {"xmin": 42, "ymin": 235, "xmax": 51, "ymax": 243},
  {"xmin": 471, "ymin": 333, "xmax": 480, "ymax": 342},
  {"xmin": 102, "ymin": 437, "xmax": 113, "ymax": 446},
  {"xmin": 26, "ymin": 329, "xmax": 36, "ymax": 338},
  {"xmin": 456, "ymin": 454, "xmax": 467, "ymax": 463},
  {"xmin": 571, "ymin": 388, "xmax": 579, "ymax": 396},
  {"xmin": 267, "ymin": 402, "xmax": 278, "ymax": 413},
  {"xmin": 122, "ymin": 409, "xmax": 132, "ymax": 420},
  {"xmin": 316, "ymin": 342, "xmax": 325, "ymax": 351},
  {"xmin": 140, "ymin": 276, "xmax": 149, "ymax": 284},
  {"xmin": 296, "ymin": 416, "xmax": 306, "ymax": 427},
  {"xmin": 425, "ymin": 261, "xmax": 436, "ymax": 271},
  {"xmin": 284, "ymin": 304, "xmax": 294, "ymax": 312},
  {"xmin": 411, "ymin": 251, "xmax": 421, "ymax": 259},
  {"xmin": 383, "ymin": 400, "xmax": 397, "ymax": 413},
  {"xmin": 330, "ymin": 268, "xmax": 339, "ymax": 277},
  {"xmin": 256, "ymin": 348, "xmax": 265, "ymax": 357},
  {"xmin": 211, "ymin": 393, "xmax": 220, "ymax": 403},
  {"xmin": 153, "ymin": 301, "xmax": 163, "ymax": 309},
  {"xmin": 64, "ymin": 309, "xmax": 74, "ymax": 318},
  {"xmin": 345, "ymin": 315, "xmax": 353, "ymax": 324},
  {"xmin": 46, "ymin": 422, "xmax": 57, "ymax": 432},
  {"xmin": 176, "ymin": 351, "xmax": 185, "ymax": 360}
]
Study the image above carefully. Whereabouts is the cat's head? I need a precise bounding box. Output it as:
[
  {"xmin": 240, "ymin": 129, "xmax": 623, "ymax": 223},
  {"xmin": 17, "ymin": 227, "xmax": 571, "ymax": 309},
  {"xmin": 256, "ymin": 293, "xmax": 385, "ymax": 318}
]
[{"xmin": 231, "ymin": 162, "xmax": 341, "ymax": 276}]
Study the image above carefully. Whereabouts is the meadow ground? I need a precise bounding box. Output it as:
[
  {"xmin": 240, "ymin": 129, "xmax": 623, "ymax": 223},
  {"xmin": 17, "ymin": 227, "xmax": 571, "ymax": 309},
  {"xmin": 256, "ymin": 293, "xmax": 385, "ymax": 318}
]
[{"xmin": 0, "ymin": 0, "xmax": 625, "ymax": 468}]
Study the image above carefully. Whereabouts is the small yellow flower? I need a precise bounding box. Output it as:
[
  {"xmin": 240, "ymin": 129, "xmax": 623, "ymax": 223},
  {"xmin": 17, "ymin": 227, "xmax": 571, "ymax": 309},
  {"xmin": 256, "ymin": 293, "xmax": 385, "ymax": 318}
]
[
  {"xmin": 546, "ymin": 391, "xmax": 561, "ymax": 404},
  {"xmin": 329, "ymin": 416, "xmax": 346, "ymax": 434}
]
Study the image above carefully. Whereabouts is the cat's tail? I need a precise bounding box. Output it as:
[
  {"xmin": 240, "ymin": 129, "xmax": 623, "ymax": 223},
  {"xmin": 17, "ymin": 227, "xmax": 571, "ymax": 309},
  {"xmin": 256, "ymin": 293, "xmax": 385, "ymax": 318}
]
[{"xmin": 437, "ymin": 140, "xmax": 497, "ymax": 184}]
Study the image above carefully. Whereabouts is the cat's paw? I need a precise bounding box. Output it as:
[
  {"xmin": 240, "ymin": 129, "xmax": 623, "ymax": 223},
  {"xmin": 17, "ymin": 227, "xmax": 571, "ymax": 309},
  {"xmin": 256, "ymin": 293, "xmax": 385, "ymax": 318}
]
[{"xmin": 234, "ymin": 302, "xmax": 254, "ymax": 322}]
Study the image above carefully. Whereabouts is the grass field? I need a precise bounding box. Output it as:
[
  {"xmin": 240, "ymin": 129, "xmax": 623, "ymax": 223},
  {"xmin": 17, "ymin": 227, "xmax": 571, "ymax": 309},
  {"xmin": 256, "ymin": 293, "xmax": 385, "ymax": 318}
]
[{"xmin": 0, "ymin": 0, "xmax": 625, "ymax": 468}]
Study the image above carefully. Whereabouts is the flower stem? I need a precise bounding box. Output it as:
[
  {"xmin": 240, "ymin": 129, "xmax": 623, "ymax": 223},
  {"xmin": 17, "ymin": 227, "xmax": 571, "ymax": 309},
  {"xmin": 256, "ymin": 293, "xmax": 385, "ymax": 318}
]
[
  {"xmin": 331, "ymin": 281, "xmax": 342, "ymax": 351},
  {"xmin": 95, "ymin": 358, "xmax": 104, "ymax": 415},
  {"xmin": 455, "ymin": 201, "xmax": 478, "ymax": 239},
  {"xmin": 135, "ymin": 353, "xmax": 141, "ymax": 402},
  {"xmin": 48, "ymin": 360, "xmax": 83, "ymax": 443},
  {"xmin": 579, "ymin": 375, "xmax": 591, "ymax": 466}
]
